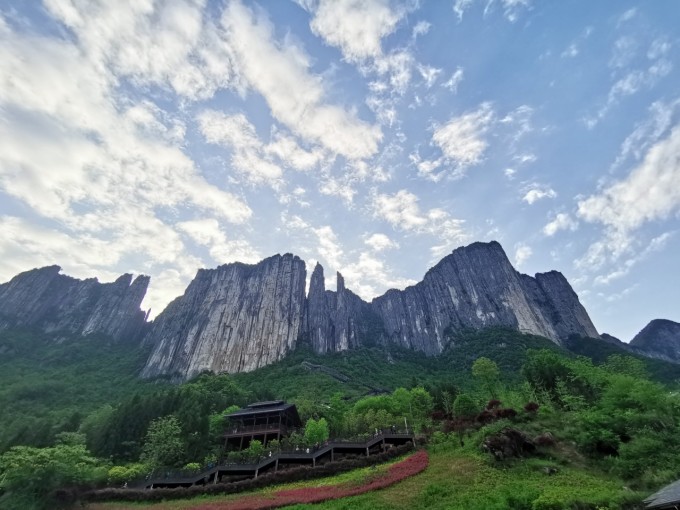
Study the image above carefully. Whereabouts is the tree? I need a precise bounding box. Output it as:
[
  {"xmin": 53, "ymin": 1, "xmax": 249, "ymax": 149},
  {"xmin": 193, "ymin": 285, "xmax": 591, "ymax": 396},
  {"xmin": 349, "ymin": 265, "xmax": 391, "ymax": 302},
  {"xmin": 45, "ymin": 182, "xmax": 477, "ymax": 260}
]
[
  {"xmin": 409, "ymin": 387, "xmax": 435, "ymax": 432},
  {"xmin": 453, "ymin": 394, "xmax": 477, "ymax": 419},
  {"xmin": 304, "ymin": 417, "xmax": 330, "ymax": 446},
  {"xmin": 140, "ymin": 416, "xmax": 185, "ymax": 468},
  {"xmin": 0, "ymin": 443, "xmax": 106, "ymax": 509},
  {"xmin": 472, "ymin": 357, "xmax": 500, "ymax": 398}
]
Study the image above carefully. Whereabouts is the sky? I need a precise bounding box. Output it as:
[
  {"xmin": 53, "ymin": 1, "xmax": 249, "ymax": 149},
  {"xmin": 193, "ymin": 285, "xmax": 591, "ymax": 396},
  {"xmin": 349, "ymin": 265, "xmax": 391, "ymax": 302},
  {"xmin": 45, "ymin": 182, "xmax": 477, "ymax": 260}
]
[{"xmin": 0, "ymin": 0, "xmax": 679, "ymax": 342}]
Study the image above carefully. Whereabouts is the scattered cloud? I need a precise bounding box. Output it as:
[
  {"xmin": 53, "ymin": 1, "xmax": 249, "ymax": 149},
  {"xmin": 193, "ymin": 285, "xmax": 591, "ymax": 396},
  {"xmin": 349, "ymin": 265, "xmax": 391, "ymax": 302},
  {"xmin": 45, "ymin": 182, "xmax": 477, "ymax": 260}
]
[
  {"xmin": 522, "ymin": 184, "xmax": 557, "ymax": 204},
  {"xmin": 577, "ymin": 125, "xmax": 680, "ymax": 267},
  {"xmin": 223, "ymin": 0, "xmax": 382, "ymax": 160},
  {"xmin": 365, "ymin": 233, "xmax": 399, "ymax": 252},
  {"xmin": 371, "ymin": 190, "xmax": 468, "ymax": 259},
  {"xmin": 543, "ymin": 213, "xmax": 578, "ymax": 236},
  {"xmin": 454, "ymin": 0, "xmax": 532, "ymax": 23},
  {"xmin": 442, "ymin": 67, "xmax": 464, "ymax": 92},
  {"xmin": 514, "ymin": 243, "xmax": 532, "ymax": 268},
  {"xmin": 426, "ymin": 102, "xmax": 495, "ymax": 180}
]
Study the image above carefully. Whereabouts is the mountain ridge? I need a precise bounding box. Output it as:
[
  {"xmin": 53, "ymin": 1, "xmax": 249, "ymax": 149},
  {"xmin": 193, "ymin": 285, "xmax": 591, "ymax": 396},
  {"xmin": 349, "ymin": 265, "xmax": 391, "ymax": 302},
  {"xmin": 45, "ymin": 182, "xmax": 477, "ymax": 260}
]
[{"xmin": 0, "ymin": 241, "xmax": 623, "ymax": 381}]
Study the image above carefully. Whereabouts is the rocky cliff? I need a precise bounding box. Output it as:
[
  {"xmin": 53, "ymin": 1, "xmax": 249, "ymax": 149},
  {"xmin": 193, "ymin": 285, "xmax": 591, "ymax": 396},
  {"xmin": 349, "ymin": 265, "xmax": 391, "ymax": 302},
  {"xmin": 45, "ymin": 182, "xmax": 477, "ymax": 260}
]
[
  {"xmin": 305, "ymin": 264, "xmax": 384, "ymax": 353},
  {"xmin": 372, "ymin": 241, "xmax": 599, "ymax": 354},
  {"xmin": 141, "ymin": 254, "xmax": 306, "ymax": 380},
  {"xmin": 629, "ymin": 319, "xmax": 680, "ymax": 362},
  {"xmin": 0, "ymin": 265, "xmax": 149, "ymax": 342},
  {"xmin": 0, "ymin": 241, "xmax": 601, "ymax": 380}
]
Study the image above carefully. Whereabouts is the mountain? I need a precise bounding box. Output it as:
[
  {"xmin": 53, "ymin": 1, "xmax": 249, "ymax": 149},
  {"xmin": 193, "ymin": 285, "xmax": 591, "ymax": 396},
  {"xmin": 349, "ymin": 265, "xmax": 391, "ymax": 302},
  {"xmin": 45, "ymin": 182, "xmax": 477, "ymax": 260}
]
[
  {"xmin": 141, "ymin": 254, "xmax": 307, "ymax": 379},
  {"xmin": 372, "ymin": 241, "xmax": 598, "ymax": 354},
  {"xmin": 629, "ymin": 319, "xmax": 680, "ymax": 362},
  {"xmin": 0, "ymin": 265, "xmax": 149, "ymax": 342},
  {"xmin": 141, "ymin": 241, "xmax": 599, "ymax": 380}
]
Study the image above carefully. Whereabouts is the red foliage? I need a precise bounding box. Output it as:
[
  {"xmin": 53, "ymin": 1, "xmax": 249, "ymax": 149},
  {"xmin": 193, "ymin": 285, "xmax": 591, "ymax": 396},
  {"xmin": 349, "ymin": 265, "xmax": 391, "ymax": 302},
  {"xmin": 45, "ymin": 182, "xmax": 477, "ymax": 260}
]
[
  {"xmin": 524, "ymin": 402, "xmax": 539, "ymax": 413},
  {"xmin": 494, "ymin": 408, "xmax": 518, "ymax": 419},
  {"xmin": 188, "ymin": 451, "xmax": 429, "ymax": 510},
  {"xmin": 486, "ymin": 399, "xmax": 502, "ymax": 410}
]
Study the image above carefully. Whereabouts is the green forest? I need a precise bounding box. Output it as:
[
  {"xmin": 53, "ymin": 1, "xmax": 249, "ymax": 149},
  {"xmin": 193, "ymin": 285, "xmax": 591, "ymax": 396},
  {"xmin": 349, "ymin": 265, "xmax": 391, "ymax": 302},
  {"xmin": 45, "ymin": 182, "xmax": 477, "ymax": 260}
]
[{"xmin": 1, "ymin": 326, "xmax": 680, "ymax": 509}]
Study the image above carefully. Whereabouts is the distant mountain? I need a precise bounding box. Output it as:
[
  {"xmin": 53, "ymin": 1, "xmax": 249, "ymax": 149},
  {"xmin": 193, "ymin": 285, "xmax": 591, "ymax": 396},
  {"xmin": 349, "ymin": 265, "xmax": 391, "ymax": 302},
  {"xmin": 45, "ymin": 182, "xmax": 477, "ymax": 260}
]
[
  {"xmin": 0, "ymin": 242, "xmax": 602, "ymax": 381},
  {"xmin": 0, "ymin": 265, "xmax": 149, "ymax": 343},
  {"xmin": 141, "ymin": 241, "xmax": 600, "ymax": 381},
  {"xmin": 630, "ymin": 319, "xmax": 680, "ymax": 363}
]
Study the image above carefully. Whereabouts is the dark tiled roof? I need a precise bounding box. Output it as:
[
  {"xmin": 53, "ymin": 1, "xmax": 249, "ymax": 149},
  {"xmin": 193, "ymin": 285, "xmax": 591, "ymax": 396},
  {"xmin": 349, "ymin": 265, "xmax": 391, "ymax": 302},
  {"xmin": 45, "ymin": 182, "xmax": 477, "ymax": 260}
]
[
  {"xmin": 645, "ymin": 479, "xmax": 680, "ymax": 509},
  {"xmin": 248, "ymin": 400, "xmax": 285, "ymax": 408},
  {"xmin": 226, "ymin": 402, "xmax": 295, "ymax": 418}
]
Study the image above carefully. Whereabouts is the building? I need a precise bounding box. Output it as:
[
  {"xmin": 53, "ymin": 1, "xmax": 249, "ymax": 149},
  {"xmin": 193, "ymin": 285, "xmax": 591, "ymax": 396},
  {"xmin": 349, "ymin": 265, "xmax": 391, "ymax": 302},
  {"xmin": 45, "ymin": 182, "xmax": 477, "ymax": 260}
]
[
  {"xmin": 224, "ymin": 400, "xmax": 302, "ymax": 450},
  {"xmin": 645, "ymin": 479, "xmax": 680, "ymax": 509}
]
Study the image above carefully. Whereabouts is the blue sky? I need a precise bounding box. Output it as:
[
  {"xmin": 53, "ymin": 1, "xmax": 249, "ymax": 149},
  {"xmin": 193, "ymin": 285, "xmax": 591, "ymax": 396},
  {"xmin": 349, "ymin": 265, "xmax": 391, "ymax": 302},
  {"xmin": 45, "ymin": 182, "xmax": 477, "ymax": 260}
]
[{"xmin": 0, "ymin": 0, "xmax": 679, "ymax": 341}]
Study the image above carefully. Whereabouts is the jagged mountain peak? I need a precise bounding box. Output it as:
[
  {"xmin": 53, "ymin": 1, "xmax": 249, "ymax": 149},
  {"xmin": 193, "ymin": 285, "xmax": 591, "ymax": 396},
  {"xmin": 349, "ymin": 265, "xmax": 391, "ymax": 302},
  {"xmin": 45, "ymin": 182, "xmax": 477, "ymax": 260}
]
[
  {"xmin": 629, "ymin": 319, "xmax": 680, "ymax": 362},
  {"xmin": 140, "ymin": 240, "xmax": 599, "ymax": 380},
  {"xmin": 0, "ymin": 265, "xmax": 149, "ymax": 342}
]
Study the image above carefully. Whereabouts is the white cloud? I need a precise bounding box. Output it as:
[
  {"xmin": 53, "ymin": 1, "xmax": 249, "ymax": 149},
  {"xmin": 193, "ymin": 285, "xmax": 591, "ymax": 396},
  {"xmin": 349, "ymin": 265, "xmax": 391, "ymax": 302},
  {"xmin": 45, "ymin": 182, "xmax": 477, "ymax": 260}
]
[
  {"xmin": 543, "ymin": 213, "xmax": 578, "ymax": 236},
  {"xmin": 44, "ymin": 0, "xmax": 234, "ymax": 101},
  {"xmin": 412, "ymin": 20, "xmax": 431, "ymax": 38},
  {"xmin": 587, "ymin": 38, "xmax": 673, "ymax": 128},
  {"xmin": 613, "ymin": 98, "xmax": 680, "ymax": 169},
  {"xmin": 454, "ymin": 0, "xmax": 531, "ymax": 23},
  {"xmin": 442, "ymin": 67, "xmax": 464, "ymax": 92},
  {"xmin": 365, "ymin": 233, "xmax": 399, "ymax": 252},
  {"xmin": 308, "ymin": 0, "xmax": 406, "ymax": 62},
  {"xmin": 371, "ymin": 190, "xmax": 468, "ymax": 259},
  {"xmin": 197, "ymin": 110, "xmax": 283, "ymax": 186},
  {"xmin": 592, "ymin": 232, "xmax": 673, "ymax": 285},
  {"xmin": 577, "ymin": 125, "xmax": 680, "ymax": 266},
  {"xmin": 429, "ymin": 102, "xmax": 495, "ymax": 179},
  {"xmin": 222, "ymin": 0, "xmax": 382, "ymax": 160},
  {"xmin": 522, "ymin": 184, "xmax": 557, "ymax": 204},
  {"xmin": 514, "ymin": 244, "xmax": 532, "ymax": 268},
  {"xmin": 341, "ymin": 252, "xmax": 416, "ymax": 299},
  {"xmin": 418, "ymin": 64, "xmax": 442, "ymax": 88},
  {"xmin": 177, "ymin": 218, "xmax": 261, "ymax": 266}
]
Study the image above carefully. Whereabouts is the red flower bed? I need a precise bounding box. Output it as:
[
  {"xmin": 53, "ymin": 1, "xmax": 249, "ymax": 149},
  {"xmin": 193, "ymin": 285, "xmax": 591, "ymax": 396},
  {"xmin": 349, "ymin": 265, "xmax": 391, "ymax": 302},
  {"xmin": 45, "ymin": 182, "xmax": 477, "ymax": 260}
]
[{"xmin": 189, "ymin": 451, "xmax": 429, "ymax": 510}]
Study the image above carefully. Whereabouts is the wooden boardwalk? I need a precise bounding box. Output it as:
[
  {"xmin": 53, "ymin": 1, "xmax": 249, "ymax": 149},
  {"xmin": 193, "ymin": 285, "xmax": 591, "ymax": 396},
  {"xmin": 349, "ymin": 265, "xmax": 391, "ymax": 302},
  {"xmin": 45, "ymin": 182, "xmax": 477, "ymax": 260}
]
[{"xmin": 135, "ymin": 433, "xmax": 413, "ymax": 489}]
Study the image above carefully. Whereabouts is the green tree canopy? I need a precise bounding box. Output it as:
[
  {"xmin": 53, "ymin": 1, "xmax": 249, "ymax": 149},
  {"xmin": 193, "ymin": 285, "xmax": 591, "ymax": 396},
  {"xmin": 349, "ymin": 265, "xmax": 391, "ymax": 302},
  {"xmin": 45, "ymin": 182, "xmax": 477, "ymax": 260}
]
[
  {"xmin": 140, "ymin": 415, "xmax": 185, "ymax": 468},
  {"xmin": 304, "ymin": 417, "xmax": 330, "ymax": 446},
  {"xmin": 472, "ymin": 357, "xmax": 500, "ymax": 398},
  {"xmin": 453, "ymin": 394, "xmax": 478, "ymax": 419}
]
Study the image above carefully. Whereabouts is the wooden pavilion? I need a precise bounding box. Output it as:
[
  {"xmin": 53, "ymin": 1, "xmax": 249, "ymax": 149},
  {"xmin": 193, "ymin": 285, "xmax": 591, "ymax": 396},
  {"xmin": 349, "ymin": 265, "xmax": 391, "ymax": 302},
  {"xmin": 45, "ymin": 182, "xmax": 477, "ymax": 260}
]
[{"xmin": 224, "ymin": 400, "xmax": 302, "ymax": 450}]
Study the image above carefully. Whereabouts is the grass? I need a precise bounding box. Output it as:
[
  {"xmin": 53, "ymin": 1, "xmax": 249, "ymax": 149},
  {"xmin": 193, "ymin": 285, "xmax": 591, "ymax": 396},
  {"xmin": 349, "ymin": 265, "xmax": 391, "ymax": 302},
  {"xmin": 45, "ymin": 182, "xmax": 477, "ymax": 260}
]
[
  {"xmin": 86, "ymin": 455, "xmax": 413, "ymax": 510},
  {"xmin": 86, "ymin": 445, "xmax": 644, "ymax": 510}
]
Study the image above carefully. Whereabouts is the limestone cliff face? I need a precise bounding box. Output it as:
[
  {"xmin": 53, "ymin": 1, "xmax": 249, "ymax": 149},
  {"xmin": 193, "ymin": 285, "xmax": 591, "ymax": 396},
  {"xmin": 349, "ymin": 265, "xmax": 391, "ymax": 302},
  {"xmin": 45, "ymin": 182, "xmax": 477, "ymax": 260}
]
[
  {"xmin": 0, "ymin": 265, "xmax": 149, "ymax": 342},
  {"xmin": 141, "ymin": 254, "xmax": 306, "ymax": 380},
  {"xmin": 629, "ymin": 319, "xmax": 680, "ymax": 362},
  {"xmin": 305, "ymin": 264, "xmax": 384, "ymax": 353},
  {"xmin": 371, "ymin": 241, "xmax": 598, "ymax": 354}
]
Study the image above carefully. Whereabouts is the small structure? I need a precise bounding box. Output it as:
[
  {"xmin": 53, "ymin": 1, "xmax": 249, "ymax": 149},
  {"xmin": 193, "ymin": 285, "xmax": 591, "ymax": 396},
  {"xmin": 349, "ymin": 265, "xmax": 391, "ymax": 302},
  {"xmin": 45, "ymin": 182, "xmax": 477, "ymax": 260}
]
[
  {"xmin": 224, "ymin": 400, "xmax": 302, "ymax": 450},
  {"xmin": 645, "ymin": 479, "xmax": 680, "ymax": 509}
]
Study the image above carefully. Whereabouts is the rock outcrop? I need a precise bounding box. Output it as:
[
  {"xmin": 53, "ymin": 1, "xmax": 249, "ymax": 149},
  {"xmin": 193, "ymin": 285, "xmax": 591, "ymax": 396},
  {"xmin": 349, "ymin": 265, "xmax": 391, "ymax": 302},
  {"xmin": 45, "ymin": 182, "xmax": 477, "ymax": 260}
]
[
  {"xmin": 141, "ymin": 254, "xmax": 306, "ymax": 380},
  {"xmin": 0, "ymin": 265, "xmax": 149, "ymax": 342},
  {"xmin": 629, "ymin": 319, "xmax": 680, "ymax": 362},
  {"xmin": 372, "ymin": 241, "xmax": 598, "ymax": 354},
  {"xmin": 305, "ymin": 264, "xmax": 384, "ymax": 353}
]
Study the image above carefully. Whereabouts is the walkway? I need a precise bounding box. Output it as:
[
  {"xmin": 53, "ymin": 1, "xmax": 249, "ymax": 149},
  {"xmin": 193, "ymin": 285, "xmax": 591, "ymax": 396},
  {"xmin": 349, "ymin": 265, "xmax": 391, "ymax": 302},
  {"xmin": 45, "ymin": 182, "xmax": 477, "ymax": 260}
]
[{"xmin": 134, "ymin": 432, "xmax": 414, "ymax": 489}]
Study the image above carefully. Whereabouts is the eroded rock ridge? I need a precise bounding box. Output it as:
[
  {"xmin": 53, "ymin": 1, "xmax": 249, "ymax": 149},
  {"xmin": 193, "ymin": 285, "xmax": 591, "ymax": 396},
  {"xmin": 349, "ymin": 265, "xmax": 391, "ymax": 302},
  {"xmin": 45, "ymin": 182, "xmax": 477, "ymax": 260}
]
[{"xmin": 0, "ymin": 265, "xmax": 149, "ymax": 342}]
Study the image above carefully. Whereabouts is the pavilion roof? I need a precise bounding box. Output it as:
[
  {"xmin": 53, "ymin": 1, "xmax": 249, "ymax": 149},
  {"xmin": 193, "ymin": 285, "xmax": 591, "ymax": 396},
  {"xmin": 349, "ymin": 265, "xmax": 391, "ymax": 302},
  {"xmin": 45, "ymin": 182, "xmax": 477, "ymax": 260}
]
[{"xmin": 645, "ymin": 479, "xmax": 680, "ymax": 509}]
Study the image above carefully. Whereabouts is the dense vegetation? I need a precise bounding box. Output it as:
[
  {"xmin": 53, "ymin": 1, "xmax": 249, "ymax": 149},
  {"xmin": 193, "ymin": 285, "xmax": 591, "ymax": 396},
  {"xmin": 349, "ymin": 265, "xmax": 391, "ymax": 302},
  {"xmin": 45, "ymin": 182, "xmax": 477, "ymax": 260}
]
[{"xmin": 2, "ymin": 326, "xmax": 680, "ymax": 509}]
